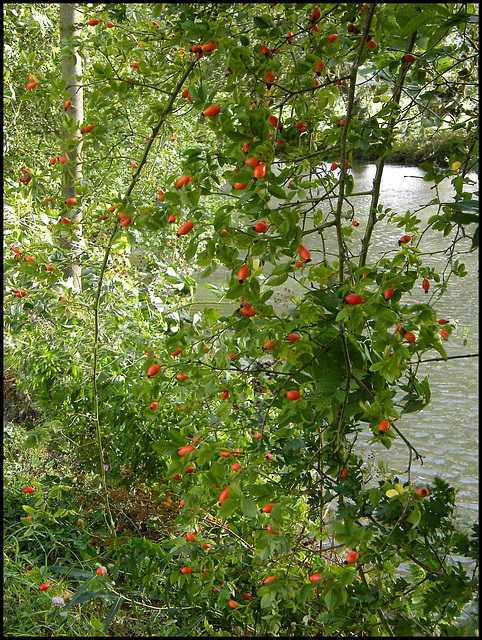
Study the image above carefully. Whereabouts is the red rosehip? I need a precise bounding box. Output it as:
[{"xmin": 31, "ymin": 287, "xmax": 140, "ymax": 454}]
[
  {"xmin": 344, "ymin": 294, "xmax": 364, "ymax": 305},
  {"xmin": 345, "ymin": 550, "xmax": 359, "ymax": 564},
  {"xmin": 378, "ymin": 420, "xmax": 390, "ymax": 432}
]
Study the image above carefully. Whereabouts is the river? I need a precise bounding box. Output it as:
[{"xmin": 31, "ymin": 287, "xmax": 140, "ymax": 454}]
[{"xmin": 192, "ymin": 162, "xmax": 479, "ymax": 525}]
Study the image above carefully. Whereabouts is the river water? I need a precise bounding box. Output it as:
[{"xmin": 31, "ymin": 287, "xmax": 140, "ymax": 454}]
[{"xmin": 192, "ymin": 162, "xmax": 479, "ymax": 525}]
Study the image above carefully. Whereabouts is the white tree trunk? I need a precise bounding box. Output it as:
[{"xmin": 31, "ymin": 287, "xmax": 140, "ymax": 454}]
[{"xmin": 59, "ymin": 2, "xmax": 83, "ymax": 293}]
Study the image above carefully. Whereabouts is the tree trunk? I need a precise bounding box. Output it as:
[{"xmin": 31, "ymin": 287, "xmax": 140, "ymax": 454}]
[{"xmin": 59, "ymin": 3, "xmax": 83, "ymax": 293}]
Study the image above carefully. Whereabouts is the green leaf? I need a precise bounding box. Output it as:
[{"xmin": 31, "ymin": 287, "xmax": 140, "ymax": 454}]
[
  {"xmin": 92, "ymin": 63, "xmax": 106, "ymax": 77},
  {"xmin": 253, "ymin": 15, "xmax": 271, "ymax": 29},
  {"xmin": 196, "ymin": 444, "xmax": 215, "ymax": 465},
  {"xmin": 240, "ymin": 496, "xmax": 258, "ymax": 518},
  {"xmin": 470, "ymin": 226, "xmax": 478, "ymax": 250},
  {"xmin": 268, "ymin": 185, "xmax": 287, "ymax": 200},
  {"xmin": 381, "ymin": 436, "xmax": 392, "ymax": 449},
  {"xmin": 264, "ymin": 272, "xmax": 289, "ymax": 287},
  {"xmin": 299, "ymin": 582, "xmax": 314, "ymax": 606},
  {"xmin": 345, "ymin": 174, "xmax": 354, "ymax": 196},
  {"xmin": 103, "ymin": 597, "xmax": 123, "ymax": 634},
  {"xmin": 252, "ymin": 240, "xmax": 268, "ymax": 256},
  {"xmin": 405, "ymin": 505, "xmax": 421, "ymax": 528},
  {"xmin": 324, "ymin": 587, "xmax": 339, "ymax": 611},
  {"xmin": 218, "ymin": 497, "xmax": 238, "ymax": 518},
  {"xmin": 64, "ymin": 586, "xmax": 117, "ymax": 609},
  {"xmin": 330, "ymin": 517, "xmax": 365, "ymax": 546},
  {"xmin": 184, "ymin": 238, "xmax": 197, "ymax": 262},
  {"xmin": 270, "ymin": 262, "xmax": 291, "ymax": 276},
  {"xmin": 431, "ymin": 340, "xmax": 448, "ymax": 360},
  {"xmin": 311, "ymin": 344, "xmax": 346, "ymax": 396}
]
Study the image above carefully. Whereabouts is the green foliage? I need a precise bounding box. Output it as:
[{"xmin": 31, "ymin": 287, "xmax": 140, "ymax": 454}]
[{"xmin": 3, "ymin": 2, "xmax": 478, "ymax": 636}]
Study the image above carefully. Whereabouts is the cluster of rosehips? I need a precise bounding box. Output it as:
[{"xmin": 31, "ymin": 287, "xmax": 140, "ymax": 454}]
[
  {"xmin": 190, "ymin": 40, "xmax": 217, "ymax": 60},
  {"xmin": 19, "ymin": 166, "xmax": 31, "ymax": 183},
  {"xmin": 26, "ymin": 74, "xmax": 36, "ymax": 91}
]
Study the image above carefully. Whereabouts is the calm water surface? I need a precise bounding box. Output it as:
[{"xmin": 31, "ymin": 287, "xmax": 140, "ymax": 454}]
[{"xmin": 193, "ymin": 163, "xmax": 479, "ymax": 524}]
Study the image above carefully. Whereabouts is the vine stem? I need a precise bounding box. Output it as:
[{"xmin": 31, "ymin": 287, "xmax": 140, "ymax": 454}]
[
  {"xmin": 408, "ymin": 353, "xmax": 478, "ymax": 364},
  {"xmin": 359, "ymin": 566, "xmax": 395, "ymax": 636},
  {"xmin": 91, "ymin": 56, "xmax": 198, "ymax": 535},
  {"xmin": 335, "ymin": 2, "xmax": 376, "ymax": 280},
  {"xmin": 358, "ymin": 28, "xmax": 418, "ymax": 269},
  {"xmin": 331, "ymin": 6, "xmax": 376, "ymax": 451}
]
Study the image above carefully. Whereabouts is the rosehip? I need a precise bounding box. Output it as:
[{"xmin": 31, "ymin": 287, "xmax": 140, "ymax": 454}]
[
  {"xmin": 344, "ymin": 294, "xmax": 364, "ymax": 305},
  {"xmin": 286, "ymin": 390, "xmax": 301, "ymax": 400},
  {"xmin": 147, "ymin": 364, "xmax": 160, "ymax": 377},
  {"xmin": 345, "ymin": 551, "xmax": 359, "ymax": 564},
  {"xmin": 378, "ymin": 420, "xmax": 390, "ymax": 432},
  {"xmin": 203, "ymin": 105, "xmax": 221, "ymax": 117},
  {"xmin": 218, "ymin": 487, "xmax": 230, "ymax": 504},
  {"xmin": 178, "ymin": 446, "xmax": 195, "ymax": 456}
]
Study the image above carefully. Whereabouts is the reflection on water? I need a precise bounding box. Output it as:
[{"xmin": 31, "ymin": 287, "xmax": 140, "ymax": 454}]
[{"xmin": 193, "ymin": 163, "xmax": 478, "ymax": 523}]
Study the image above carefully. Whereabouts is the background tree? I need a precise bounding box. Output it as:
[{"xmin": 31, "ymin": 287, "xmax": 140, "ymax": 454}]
[{"xmin": 59, "ymin": 2, "xmax": 83, "ymax": 293}]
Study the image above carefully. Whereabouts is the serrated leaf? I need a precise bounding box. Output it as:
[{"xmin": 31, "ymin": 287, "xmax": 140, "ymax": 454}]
[
  {"xmin": 381, "ymin": 436, "xmax": 392, "ymax": 449},
  {"xmin": 252, "ymin": 240, "xmax": 268, "ymax": 256},
  {"xmin": 405, "ymin": 506, "xmax": 421, "ymax": 527},
  {"xmin": 253, "ymin": 15, "xmax": 271, "ymax": 29},
  {"xmin": 470, "ymin": 226, "xmax": 478, "ymax": 250},
  {"xmin": 369, "ymin": 488, "xmax": 382, "ymax": 505},
  {"xmin": 161, "ymin": 191, "xmax": 180, "ymax": 203},
  {"xmin": 218, "ymin": 497, "xmax": 237, "ymax": 518},
  {"xmin": 440, "ymin": 200, "xmax": 479, "ymax": 212},
  {"xmin": 270, "ymin": 262, "xmax": 291, "ymax": 276},
  {"xmin": 299, "ymin": 582, "xmax": 313, "ymax": 605},
  {"xmin": 268, "ymin": 184, "xmax": 287, "ymax": 200},
  {"xmin": 339, "ymin": 585, "xmax": 348, "ymax": 604},
  {"xmin": 452, "ymin": 212, "xmax": 479, "ymax": 225},
  {"xmin": 196, "ymin": 444, "xmax": 215, "ymax": 465},
  {"xmin": 184, "ymin": 238, "xmax": 197, "ymax": 262},
  {"xmin": 324, "ymin": 587, "xmax": 339, "ymax": 611},
  {"xmin": 240, "ymin": 496, "xmax": 258, "ymax": 518},
  {"xmin": 431, "ymin": 340, "xmax": 448, "ymax": 360},
  {"xmin": 265, "ymin": 272, "xmax": 289, "ymax": 287},
  {"xmin": 64, "ymin": 587, "xmax": 117, "ymax": 609}
]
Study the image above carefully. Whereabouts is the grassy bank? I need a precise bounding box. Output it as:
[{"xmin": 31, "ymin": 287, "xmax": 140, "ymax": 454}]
[
  {"xmin": 3, "ymin": 375, "xmax": 181, "ymax": 637},
  {"xmin": 353, "ymin": 128, "xmax": 470, "ymax": 166}
]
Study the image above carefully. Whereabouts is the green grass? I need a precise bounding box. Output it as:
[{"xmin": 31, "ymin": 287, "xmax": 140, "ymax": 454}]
[{"xmin": 2, "ymin": 418, "xmax": 180, "ymax": 637}]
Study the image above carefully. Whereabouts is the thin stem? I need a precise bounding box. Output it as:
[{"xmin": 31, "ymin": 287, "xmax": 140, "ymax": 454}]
[
  {"xmin": 359, "ymin": 29, "xmax": 418, "ymax": 269},
  {"xmin": 335, "ymin": 3, "xmax": 376, "ymax": 280},
  {"xmin": 91, "ymin": 56, "xmax": 198, "ymax": 535}
]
